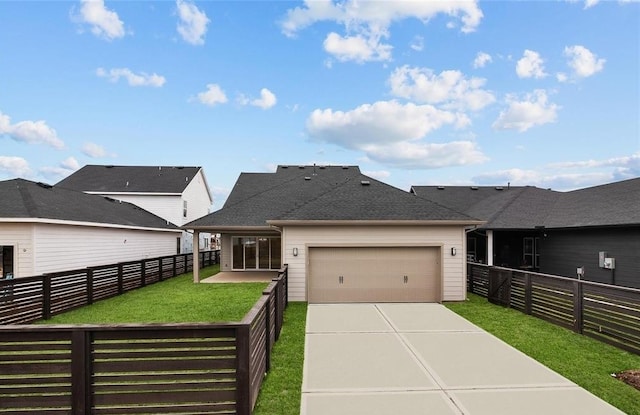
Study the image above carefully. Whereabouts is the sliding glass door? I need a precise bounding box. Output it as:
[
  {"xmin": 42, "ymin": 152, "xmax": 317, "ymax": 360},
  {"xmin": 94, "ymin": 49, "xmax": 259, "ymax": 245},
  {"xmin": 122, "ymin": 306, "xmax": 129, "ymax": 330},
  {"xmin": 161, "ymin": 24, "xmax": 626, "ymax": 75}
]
[{"xmin": 232, "ymin": 236, "xmax": 281, "ymax": 270}]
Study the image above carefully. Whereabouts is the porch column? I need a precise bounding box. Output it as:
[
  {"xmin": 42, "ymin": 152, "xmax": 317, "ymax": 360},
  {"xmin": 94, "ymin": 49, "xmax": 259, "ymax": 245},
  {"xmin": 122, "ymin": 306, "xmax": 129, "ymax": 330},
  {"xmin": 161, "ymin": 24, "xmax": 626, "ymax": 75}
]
[
  {"xmin": 487, "ymin": 230, "xmax": 494, "ymax": 266},
  {"xmin": 193, "ymin": 230, "xmax": 200, "ymax": 283}
]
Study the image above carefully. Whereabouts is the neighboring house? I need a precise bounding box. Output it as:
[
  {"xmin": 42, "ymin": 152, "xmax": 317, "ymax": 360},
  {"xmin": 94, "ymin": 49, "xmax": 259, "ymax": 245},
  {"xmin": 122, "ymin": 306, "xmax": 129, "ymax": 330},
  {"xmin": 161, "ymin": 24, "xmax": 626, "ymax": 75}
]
[
  {"xmin": 184, "ymin": 165, "xmax": 483, "ymax": 303},
  {"xmin": 57, "ymin": 165, "xmax": 213, "ymax": 254},
  {"xmin": 411, "ymin": 177, "xmax": 640, "ymax": 288},
  {"xmin": 0, "ymin": 179, "xmax": 181, "ymax": 279}
]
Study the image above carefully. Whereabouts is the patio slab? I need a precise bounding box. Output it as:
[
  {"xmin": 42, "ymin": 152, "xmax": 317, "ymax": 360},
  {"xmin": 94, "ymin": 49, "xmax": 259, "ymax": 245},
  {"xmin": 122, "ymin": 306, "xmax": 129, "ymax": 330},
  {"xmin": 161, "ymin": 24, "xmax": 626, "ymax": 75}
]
[
  {"xmin": 453, "ymin": 387, "xmax": 625, "ymax": 415},
  {"xmin": 302, "ymin": 391, "xmax": 460, "ymax": 415},
  {"xmin": 377, "ymin": 303, "xmax": 482, "ymax": 332},
  {"xmin": 303, "ymin": 332, "xmax": 438, "ymax": 392},
  {"xmin": 301, "ymin": 303, "xmax": 625, "ymax": 415},
  {"xmin": 306, "ymin": 304, "xmax": 393, "ymax": 333},
  {"xmin": 200, "ymin": 271, "xmax": 277, "ymax": 283},
  {"xmin": 402, "ymin": 331, "xmax": 573, "ymax": 388}
]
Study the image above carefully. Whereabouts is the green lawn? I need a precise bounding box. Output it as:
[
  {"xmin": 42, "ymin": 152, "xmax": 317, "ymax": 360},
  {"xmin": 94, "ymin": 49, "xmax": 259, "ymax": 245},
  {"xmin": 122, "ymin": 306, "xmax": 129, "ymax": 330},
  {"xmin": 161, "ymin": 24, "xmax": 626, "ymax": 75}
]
[
  {"xmin": 253, "ymin": 302, "xmax": 308, "ymax": 415},
  {"xmin": 39, "ymin": 265, "xmax": 269, "ymax": 324},
  {"xmin": 446, "ymin": 294, "xmax": 640, "ymax": 415}
]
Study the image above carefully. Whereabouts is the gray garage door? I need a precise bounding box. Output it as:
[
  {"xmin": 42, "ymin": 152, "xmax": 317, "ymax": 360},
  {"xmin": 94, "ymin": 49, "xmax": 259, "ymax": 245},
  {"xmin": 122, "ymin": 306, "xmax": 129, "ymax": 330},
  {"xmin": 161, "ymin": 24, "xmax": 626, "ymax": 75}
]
[{"xmin": 308, "ymin": 247, "xmax": 441, "ymax": 303}]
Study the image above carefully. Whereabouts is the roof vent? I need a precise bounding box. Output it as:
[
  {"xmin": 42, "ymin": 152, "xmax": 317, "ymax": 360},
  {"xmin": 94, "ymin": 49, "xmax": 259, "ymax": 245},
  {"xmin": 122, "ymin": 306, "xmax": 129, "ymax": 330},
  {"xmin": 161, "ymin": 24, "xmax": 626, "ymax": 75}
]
[
  {"xmin": 304, "ymin": 176, "xmax": 311, "ymax": 181},
  {"xmin": 342, "ymin": 166, "xmax": 349, "ymax": 169},
  {"xmin": 126, "ymin": 181, "xmax": 129, "ymax": 187},
  {"xmin": 281, "ymin": 165, "xmax": 289, "ymax": 169},
  {"xmin": 299, "ymin": 165, "xmax": 305, "ymax": 169},
  {"xmin": 106, "ymin": 165, "xmax": 114, "ymax": 168},
  {"xmin": 37, "ymin": 182, "xmax": 53, "ymax": 189},
  {"xmin": 495, "ymin": 186, "xmax": 504, "ymax": 191},
  {"xmin": 319, "ymin": 165, "xmax": 326, "ymax": 169},
  {"xmin": 471, "ymin": 186, "xmax": 479, "ymax": 190},
  {"xmin": 361, "ymin": 180, "xmax": 370, "ymax": 186},
  {"xmin": 437, "ymin": 186, "xmax": 445, "ymax": 190},
  {"xmin": 185, "ymin": 177, "xmax": 188, "ymax": 182}
]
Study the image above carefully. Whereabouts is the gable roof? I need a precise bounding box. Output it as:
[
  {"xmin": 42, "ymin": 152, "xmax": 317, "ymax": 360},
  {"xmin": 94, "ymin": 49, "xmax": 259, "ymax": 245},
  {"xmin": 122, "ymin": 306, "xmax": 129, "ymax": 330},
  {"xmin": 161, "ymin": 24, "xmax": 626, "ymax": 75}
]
[
  {"xmin": 186, "ymin": 165, "xmax": 480, "ymax": 230},
  {"xmin": 57, "ymin": 165, "xmax": 203, "ymax": 194},
  {"xmin": 0, "ymin": 179, "xmax": 179, "ymax": 231},
  {"xmin": 412, "ymin": 177, "xmax": 640, "ymax": 229}
]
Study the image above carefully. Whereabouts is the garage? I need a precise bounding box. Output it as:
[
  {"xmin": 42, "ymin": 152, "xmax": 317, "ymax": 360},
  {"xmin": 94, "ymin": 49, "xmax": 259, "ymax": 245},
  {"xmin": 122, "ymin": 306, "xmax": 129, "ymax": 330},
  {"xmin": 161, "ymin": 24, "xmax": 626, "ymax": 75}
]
[{"xmin": 307, "ymin": 246, "xmax": 441, "ymax": 303}]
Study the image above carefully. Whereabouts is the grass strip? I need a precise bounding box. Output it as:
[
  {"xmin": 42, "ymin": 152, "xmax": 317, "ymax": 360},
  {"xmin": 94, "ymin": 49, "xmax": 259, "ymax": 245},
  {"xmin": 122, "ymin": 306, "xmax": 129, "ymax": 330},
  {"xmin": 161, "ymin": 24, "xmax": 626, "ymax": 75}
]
[
  {"xmin": 39, "ymin": 265, "xmax": 268, "ymax": 324},
  {"xmin": 445, "ymin": 294, "xmax": 640, "ymax": 415},
  {"xmin": 253, "ymin": 302, "xmax": 308, "ymax": 415}
]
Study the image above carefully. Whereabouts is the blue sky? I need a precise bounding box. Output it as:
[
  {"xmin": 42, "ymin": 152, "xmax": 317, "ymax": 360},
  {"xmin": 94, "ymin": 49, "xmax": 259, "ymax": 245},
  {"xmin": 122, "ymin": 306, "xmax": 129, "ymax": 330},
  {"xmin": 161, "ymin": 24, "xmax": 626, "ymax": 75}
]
[{"xmin": 0, "ymin": 0, "xmax": 638, "ymax": 209}]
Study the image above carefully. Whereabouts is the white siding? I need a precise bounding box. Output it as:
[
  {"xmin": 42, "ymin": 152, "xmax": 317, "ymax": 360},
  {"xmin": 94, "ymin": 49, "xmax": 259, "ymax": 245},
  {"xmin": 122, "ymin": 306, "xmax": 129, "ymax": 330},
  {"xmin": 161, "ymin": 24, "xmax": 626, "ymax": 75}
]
[
  {"xmin": 282, "ymin": 225, "xmax": 466, "ymax": 302},
  {"xmin": 109, "ymin": 195, "xmax": 182, "ymax": 226},
  {"xmin": 32, "ymin": 224, "xmax": 179, "ymax": 276},
  {"xmin": 0, "ymin": 223, "xmax": 35, "ymax": 278},
  {"xmin": 182, "ymin": 170, "xmax": 213, "ymax": 226}
]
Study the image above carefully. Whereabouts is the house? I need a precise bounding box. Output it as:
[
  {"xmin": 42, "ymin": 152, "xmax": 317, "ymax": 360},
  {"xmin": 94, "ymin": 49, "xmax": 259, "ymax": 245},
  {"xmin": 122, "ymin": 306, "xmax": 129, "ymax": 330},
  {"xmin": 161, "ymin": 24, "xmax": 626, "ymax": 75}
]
[
  {"xmin": 184, "ymin": 165, "xmax": 483, "ymax": 303},
  {"xmin": 57, "ymin": 165, "xmax": 213, "ymax": 254},
  {"xmin": 0, "ymin": 178, "xmax": 181, "ymax": 279},
  {"xmin": 411, "ymin": 177, "xmax": 640, "ymax": 288}
]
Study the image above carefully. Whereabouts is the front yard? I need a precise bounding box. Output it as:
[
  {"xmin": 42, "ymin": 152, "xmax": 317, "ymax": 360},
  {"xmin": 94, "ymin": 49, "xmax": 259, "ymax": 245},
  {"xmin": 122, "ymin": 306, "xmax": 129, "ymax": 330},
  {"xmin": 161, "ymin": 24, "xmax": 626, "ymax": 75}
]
[{"xmin": 40, "ymin": 265, "xmax": 268, "ymax": 324}]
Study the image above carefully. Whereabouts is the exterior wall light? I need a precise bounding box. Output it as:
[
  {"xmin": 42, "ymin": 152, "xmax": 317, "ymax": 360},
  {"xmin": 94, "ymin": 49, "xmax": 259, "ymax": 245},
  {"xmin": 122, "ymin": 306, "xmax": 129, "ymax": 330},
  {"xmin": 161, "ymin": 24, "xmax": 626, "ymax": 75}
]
[
  {"xmin": 451, "ymin": 247, "xmax": 457, "ymax": 256},
  {"xmin": 293, "ymin": 247, "xmax": 298, "ymax": 257}
]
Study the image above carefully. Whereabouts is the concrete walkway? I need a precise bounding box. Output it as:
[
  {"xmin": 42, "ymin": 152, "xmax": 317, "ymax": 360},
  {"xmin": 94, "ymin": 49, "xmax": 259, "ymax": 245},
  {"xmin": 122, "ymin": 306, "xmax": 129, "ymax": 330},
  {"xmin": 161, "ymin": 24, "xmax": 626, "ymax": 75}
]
[{"xmin": 301, "ymin": 303, "xmax": 625, "ymax": 415}]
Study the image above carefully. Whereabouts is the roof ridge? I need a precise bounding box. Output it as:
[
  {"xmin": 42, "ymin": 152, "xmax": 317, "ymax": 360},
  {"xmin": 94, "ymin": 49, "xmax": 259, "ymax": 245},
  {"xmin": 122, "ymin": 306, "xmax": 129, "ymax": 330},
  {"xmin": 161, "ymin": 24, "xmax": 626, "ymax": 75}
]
[
  {"xmin": 408, "ymin": 183, "xmax": 478, "ymax": 220},
  {"xmin": 482, "ymin": 186, "xmax": 529, "ymax": 225}
]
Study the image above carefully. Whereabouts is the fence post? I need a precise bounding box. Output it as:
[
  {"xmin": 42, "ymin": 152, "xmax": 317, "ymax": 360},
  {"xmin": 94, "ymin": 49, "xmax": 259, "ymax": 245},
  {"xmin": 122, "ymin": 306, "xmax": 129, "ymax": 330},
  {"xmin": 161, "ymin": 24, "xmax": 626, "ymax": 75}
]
[
  {"xmin": 71, "ymin": 329, "xmax": 92, "ymax": 415},
  {"xmin": 468, "ymin": 263, "xmax": 474, "ymax": 294},
  {"xmin": 236, "ymin": 324, "xmax": 251, "ymax": 415},
  {"xmin": 117, "ymin": 263, "xmax": 123, "ymax": 295},
  {"xmin": 42, "ymin": 276, "xmax": 51, "ymax": 320},
  {"xmin": 264, "ymin": 293, "xmax": 272, "ymax": 372},
  {"xmin": 86, "ymin": 269, "xmax": 94, "ymax": 305},
  {"xmin": 573, "ymin": 281, "xmax": 584, "ymax": 334},
  {"xmin": 141, "ymin": 259, "xmax": 146, "ymax": 287},
  {"xmin": 524, "ymin": 273, "xmax": 532, "ymax": 315},
  {"xmin": 172, "ymin": 255, "xmax": 177, "ymax": 278}
]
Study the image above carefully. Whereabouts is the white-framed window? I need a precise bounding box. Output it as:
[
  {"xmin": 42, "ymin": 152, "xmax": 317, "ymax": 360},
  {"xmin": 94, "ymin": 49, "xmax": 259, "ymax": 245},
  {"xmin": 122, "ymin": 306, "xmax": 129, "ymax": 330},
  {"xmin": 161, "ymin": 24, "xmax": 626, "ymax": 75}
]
[{"xmin": 183, "ymin": 200, "xmax": 188, "ymax": 218}]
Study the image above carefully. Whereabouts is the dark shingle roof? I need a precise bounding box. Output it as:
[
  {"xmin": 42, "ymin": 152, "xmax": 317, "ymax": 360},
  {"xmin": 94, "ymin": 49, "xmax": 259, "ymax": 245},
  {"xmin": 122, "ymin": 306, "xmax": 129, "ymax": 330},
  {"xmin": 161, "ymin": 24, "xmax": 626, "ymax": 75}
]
[
  {"xmin": 0, "ymin": 179, "xmax": 179, "ymax": 230},
  {"xmin": 545, "ymin": 177, "xmax": 640, "ymax": 228},
  {"xmin": 186, "ymin": 166, "xmax": 478, "ymax": 228},
  {"xmin": 412, "ymin": 177, "xmax": 640, "ymax": 229},
  {"xmin": 56, "ymin": 165, "xmax": 202, "ymax": 193}
]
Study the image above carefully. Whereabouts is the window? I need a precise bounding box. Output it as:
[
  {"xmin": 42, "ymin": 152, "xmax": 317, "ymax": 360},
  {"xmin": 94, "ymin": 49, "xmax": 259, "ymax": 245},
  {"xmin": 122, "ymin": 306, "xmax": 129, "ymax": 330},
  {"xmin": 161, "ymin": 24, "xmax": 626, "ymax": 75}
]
[
  {"xmin": 183, "ymin": 200, "xmax": 188, "ymax": 218},
  {"xmin": 523, "ymin": 237, "xmax": 540, "ymax": 268},
  {"xmin": 232, "ymin": 236, "xmax": 281, "ymax": 270},
  {"xmin": 467, "ymin": 237, "xmax": 476, "ymax": 262},
  {"xmin": 0, "ymin": 246, "xmax": 14, "ymax": 279}
]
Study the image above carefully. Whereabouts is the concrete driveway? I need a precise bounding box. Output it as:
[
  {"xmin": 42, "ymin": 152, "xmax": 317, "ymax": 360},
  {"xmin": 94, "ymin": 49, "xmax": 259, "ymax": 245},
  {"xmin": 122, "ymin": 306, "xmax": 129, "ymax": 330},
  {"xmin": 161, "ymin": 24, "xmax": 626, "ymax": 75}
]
[{"xmin": 301, "ymin": 303, "xmax": 625, "ymax": 415}]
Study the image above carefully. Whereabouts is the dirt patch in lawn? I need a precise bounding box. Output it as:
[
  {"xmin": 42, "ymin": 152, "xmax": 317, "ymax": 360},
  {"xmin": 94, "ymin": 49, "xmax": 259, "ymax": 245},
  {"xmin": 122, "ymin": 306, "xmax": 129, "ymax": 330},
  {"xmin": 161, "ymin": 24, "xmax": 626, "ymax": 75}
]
[{"xmin": 614, "ymin": 369, "xmax": 640, "ymax": 391}]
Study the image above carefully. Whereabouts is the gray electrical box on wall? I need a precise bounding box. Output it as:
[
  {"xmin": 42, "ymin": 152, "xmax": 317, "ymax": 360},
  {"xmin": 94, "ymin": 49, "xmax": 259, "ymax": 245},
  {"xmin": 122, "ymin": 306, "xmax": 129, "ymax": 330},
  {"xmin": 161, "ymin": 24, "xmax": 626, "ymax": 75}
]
[
  {"xmin": 604, "ymin": 257, "xmax": 616, "ymax": 270},
  {"xmin": 599, "ymin": 251, "xmax": 607, "ymax": 268}
]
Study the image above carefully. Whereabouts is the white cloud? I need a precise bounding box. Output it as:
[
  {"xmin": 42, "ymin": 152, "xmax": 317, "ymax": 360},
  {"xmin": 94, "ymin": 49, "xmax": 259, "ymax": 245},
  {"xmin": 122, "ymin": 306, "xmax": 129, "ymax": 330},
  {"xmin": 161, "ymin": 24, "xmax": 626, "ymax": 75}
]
[
  {"xmin": 548, "ymin": 152, "xmax": 640, "ymax": 179},
  {"xmin": 563, "ymin": 45, "xmax": 605, "ymax": 78},
  {"xmin": 0, "ymin": 111, "xmax": 64, "ymax": 149},
  {"xmin": 82, "ymin": 142, "xmax": 107, "ymax": 158},
  {"xmin": 556, "ymin": 72, "xmax": 569, "ymax": 83},
  {"xmin": 281, "ymin": 0, "xmax": 483, "ymax": 62},
  {"xmin": 305, "ymin": 100, "xmax": 484, "ymax": 169},
  {"xmin": 250, "ymin": 88, "xmax": 277, "ymax": 110},
  {"xmin": 0, "ymin": 156, "xmax": 30, "ymax": 177},
  {"xmin": 389, "ymin": 66, "xmax": 495, "ymax": 111},
  {"xmin": 473, "ymin": 52, "xmax": 492, "ymax": 68},
  {"xmin": 410, "ymin": 36, "xmax": 424, "ymax": 52},
  {"xmin": 584, "ymin": 0, "xmax": 600, "ymax": 8},
  {"xmin": 39, "ymin": 157, "xmax": 81, "ymax": 179},
  {"xmin": 323, "ymin": 31, "xmax": 392, "ymax": 63},
  {"xmin": 363, "ymin": 170, "xmax": 391, "ymax": 180},
  {"xmin": 75, "ymin": 0, "xmax": 125, "ymax": 40},
  {"xmin": 516, "ymin": 49, "xmax": 547, "ymax": 79},
  {"xmin": 96, "ymin": 67, "xmax": 166, "ymax": 87},
  {"xmin": 176, "ymin": 0, "xmax": 210, "ymax": 45},
  {"xmin": 194, "ymin": 84, "xmax": 228, "ymax": 106},
  {"xmin": 492, "ymin": 90, "xmax": 559, "ymax": 132}
]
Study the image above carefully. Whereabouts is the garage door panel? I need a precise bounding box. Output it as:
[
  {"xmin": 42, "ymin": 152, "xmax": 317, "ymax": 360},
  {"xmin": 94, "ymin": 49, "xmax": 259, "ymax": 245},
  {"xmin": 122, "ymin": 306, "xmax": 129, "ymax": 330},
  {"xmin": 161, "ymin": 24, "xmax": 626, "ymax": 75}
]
[{"xmin": 308, "ymin": 247, "xmax": 441, "ymax": 303}]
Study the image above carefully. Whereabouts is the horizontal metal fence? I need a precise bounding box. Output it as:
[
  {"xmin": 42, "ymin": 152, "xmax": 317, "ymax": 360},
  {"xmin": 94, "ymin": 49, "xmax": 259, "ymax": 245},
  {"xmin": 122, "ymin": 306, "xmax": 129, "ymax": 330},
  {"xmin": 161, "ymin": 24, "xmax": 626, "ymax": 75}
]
[
  {"xmin": 0, "ymin": 250, "xmax": 219, "ymax": 325},
  {"xmin": 0, "ymin": 265, "xmax": 289, "ymax": 414},
  {"xmin": 468, "ymin": 263, "xmax": 640, "ymax": 355}
]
